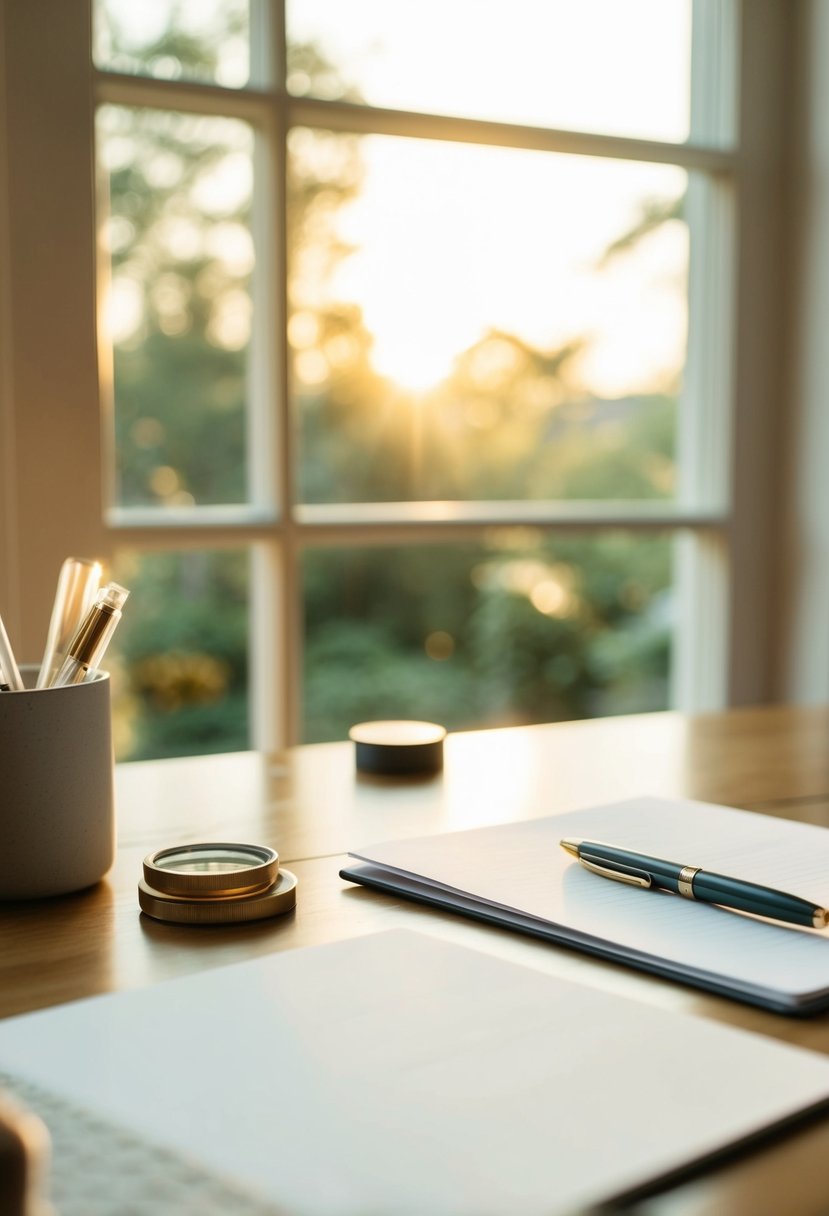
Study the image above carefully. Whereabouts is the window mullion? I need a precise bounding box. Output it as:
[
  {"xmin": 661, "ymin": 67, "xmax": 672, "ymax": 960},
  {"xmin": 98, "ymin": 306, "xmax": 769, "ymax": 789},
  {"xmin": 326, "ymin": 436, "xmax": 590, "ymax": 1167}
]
[
  {"xmin": 671, "ymin": 0, "xmax": 739, "ymax": 712},
  {"xmin": 287, "ymin": 96, "xmax": 734, "ymax": 174},
  {"xmin": 94, "ymin": 70, "xmax": 273, "ymax": 124},
  {"xmin": 253, "ymin": 0, "xmax": 298, "ymax": 748}
]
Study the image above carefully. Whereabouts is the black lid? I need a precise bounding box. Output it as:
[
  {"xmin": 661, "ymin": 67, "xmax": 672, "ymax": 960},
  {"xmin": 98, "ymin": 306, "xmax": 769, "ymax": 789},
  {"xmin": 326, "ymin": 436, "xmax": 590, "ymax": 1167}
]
[{"xmin": 349, "ymin": 720, "xmax": 446, "ymax": 776}]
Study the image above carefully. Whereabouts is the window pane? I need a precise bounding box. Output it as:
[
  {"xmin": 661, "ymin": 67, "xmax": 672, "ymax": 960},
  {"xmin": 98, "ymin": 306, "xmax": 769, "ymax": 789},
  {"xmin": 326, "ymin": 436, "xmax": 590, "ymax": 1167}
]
[
  {"xmin": 290, "ymin": 131, "xmax": 687, "ymax": 503},
  {"xmin": 108, "ymin": 549, "xmax": 251, "ymax": 761},
  {"xmin": 303, "ymin": 533, "xmax": 672, "ymax": 743},
  {"xmin": 97, "ymin": 106, "xmax": 256, "ymax": 509},
  {"xmin": 287, "ymin": 0, "xmax": 691, "ymax": 143},
  {"xmin": 94, "ymin": 0, "xmax": 251, "ymax": 88},
  {"xmin": 100, "ymin": 549, "xmax": 249, "ymax": 758}
]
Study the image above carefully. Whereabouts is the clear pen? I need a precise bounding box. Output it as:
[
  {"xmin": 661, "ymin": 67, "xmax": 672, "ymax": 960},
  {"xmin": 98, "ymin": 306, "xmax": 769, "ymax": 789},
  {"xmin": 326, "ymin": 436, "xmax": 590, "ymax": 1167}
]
[
  {"xmin": 51, "ymin": 582, "xmax": 130, "ymax": 688},
  {"xmin": 0, "ymin": 612, "xmax": 24, "ymax": 691},
  {"xmin": 36, "ymin": 557, "xmax": 102, "ymax": 689}
]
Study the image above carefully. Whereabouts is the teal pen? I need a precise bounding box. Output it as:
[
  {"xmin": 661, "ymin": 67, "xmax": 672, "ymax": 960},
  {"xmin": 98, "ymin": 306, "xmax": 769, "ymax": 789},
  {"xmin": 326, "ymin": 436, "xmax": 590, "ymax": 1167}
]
[{"xmin": 561, "ymin": 837, "xmax": 829, "ymax": 930}]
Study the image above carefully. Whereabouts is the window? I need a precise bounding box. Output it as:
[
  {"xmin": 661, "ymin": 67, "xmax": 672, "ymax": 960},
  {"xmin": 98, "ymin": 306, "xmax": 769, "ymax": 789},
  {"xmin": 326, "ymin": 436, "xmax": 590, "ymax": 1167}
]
[{"xmin": 2, "ymin": 1, "xmax": 795, "ymax": 757}]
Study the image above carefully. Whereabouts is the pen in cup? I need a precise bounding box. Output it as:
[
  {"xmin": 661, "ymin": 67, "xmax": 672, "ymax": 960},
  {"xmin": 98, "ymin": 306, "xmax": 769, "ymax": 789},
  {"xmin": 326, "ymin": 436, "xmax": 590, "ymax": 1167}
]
[
  {"xmin": 0, "ymin": 612, "xmax": 24, "ymax": 692},
  {"xmin": 50, "ymin": 582, "xmax": 130, "ymax": 688},
  {"xmin": 36, "ymin": 556, "xmax": 102, "ymax": 688}
]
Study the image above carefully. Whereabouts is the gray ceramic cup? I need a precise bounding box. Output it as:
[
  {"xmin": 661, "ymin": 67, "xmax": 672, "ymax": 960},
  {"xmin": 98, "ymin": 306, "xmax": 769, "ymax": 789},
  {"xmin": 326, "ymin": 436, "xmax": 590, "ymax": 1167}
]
[{"xmin": 0, "ymin": 665, "xmax": 115, "ymax": 898}]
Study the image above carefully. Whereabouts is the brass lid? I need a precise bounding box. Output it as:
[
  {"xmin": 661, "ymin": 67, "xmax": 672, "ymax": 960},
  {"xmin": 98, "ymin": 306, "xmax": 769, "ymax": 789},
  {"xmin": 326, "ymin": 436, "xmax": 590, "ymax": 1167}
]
[
  {"xmin": 143, "ymin": 842, "xmax": 279, "ymax": 898},
  {"xmin": 138, "ymin": 868, "xmax": 298, "ymax": 926}
]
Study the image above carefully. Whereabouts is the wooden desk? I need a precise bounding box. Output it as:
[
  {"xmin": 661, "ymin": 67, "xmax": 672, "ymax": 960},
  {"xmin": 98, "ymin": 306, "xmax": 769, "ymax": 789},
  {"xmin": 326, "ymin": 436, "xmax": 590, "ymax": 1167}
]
[{"xmin": 3, "ymin": 703, "xmax": 829, "ymax": 1213}]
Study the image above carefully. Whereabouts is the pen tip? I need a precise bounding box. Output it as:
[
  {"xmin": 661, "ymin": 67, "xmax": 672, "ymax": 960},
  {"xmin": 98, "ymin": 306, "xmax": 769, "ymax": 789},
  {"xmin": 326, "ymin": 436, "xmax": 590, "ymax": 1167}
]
[
  {"xmin": 560, "ymin": 838, "xmax": 580, "ymax": 858},
  {"xmin": 814, "ymin": 908, "xmax": 829, "ymax": 930}
]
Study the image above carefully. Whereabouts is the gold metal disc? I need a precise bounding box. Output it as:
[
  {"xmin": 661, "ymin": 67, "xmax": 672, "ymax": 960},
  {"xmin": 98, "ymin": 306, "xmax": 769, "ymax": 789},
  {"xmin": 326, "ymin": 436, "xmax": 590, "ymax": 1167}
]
[
  {"xmin": 138, "ymin": 868, "xmax": 297, "ymax": 926},
  {"xmin": 143, "ymin": 842, "xmax": 279, "ymax": 899}
]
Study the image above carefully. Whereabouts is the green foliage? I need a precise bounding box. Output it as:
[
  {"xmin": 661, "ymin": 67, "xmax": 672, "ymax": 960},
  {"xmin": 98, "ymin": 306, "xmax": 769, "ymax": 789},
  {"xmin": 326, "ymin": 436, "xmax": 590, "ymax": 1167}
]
[
  {"xmin": 115, "ymin": 330, "xmax": 248, "ymax": 505},
  {"xmin": 111, "ymin": 550, "xmax": 249, "ymax": 758},
  {"xmin": 304, "ymin": 620, "xmax": 480, "ymax": 740},
  {"xmin": 302, "ymin": 533, "xmax": 671, "ymax": 743},
  {"xmin": 126, "ymin": 693, "xmax": 249, "ymax": 760}
]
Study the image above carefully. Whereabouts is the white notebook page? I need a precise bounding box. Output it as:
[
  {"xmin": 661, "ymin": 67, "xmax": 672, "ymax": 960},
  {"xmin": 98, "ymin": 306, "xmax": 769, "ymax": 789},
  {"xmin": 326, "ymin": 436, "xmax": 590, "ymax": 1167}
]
[
  {"xmin": 1, "ymin": 929, "xmax": 829, "ymax": 1215},
  {"xmin": 350, "ymin": 797, "xmax": 829, "ymax": 1001}
]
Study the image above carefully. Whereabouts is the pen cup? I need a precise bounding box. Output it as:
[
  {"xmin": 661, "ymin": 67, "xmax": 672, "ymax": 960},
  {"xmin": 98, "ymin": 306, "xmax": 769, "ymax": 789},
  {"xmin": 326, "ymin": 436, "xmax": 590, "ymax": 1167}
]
[{"xmin": 0, "ymin": 666, "xmax": 115, "ymax": 899}]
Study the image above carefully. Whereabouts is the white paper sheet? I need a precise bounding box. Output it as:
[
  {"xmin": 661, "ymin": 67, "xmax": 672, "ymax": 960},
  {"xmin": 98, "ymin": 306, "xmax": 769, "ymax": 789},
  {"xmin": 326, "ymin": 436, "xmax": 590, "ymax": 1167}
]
[
  {"xmin": 1, "ymin": 930, "xmax": 829, "ymax": 1215},
  {"xmin": 346, "ymin": 797, "xmax": 829, "ymax": 1009}
]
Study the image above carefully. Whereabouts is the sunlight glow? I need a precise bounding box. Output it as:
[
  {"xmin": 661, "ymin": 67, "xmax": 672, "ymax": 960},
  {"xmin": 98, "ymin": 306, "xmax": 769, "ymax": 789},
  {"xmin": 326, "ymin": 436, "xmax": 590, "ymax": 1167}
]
[
  {"xmin": 288, "ymin": 0, "xmax": 691, "ymax": 142},
  {"xmin": 103, "ymin": 276, "xmax": 143, "ymax": 344},
  {"xmin": 326, "ymin": 136, "xmax": 688, "ymax": 399},
  {"xmin": 372, "ymin": 330, "xmax": 462, "ymax": 393},
  {"xmin": 287, "ymin": 0, "xmax": 691, "ymax": 400},
  {"xmin": 100, "ymin": 1, "xmax": 692, "ymax": 436}
]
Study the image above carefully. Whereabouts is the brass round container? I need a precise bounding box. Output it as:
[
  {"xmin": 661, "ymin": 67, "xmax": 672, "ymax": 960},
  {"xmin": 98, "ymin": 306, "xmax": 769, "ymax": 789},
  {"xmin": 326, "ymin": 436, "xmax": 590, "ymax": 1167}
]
[
  {"xmin": 138, "ymin": 868, "xmax": 298, "ymax": 926},
  {"xmin": 143, "ymin": 842, "xmax": 279, "ymax": 899}
]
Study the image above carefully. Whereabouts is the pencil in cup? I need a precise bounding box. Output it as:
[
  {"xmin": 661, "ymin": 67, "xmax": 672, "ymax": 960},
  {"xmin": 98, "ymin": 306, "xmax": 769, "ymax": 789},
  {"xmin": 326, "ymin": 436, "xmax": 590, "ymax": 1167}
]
[
  {"xmin": 36, "ymin": 556, "xmax": 102, "ymax": 689},
  {"xmin": 0, "ymin": 613, "xmax": 23, "ymax": 692}
]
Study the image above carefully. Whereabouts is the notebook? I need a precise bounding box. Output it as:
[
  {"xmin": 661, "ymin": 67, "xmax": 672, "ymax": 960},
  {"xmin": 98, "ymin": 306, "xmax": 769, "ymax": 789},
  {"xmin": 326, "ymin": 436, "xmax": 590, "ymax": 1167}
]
[
  {"xmin": 1, "ymin": 929, "xmax": 829, "ymax": 1215},
  {"xmin": 341, "ymin": 796, "xmax": 829, "ymax": 1013}
]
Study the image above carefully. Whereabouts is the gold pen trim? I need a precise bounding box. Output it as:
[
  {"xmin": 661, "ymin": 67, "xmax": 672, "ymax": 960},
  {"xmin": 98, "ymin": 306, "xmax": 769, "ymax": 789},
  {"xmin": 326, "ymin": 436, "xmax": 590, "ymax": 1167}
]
[
  {"xmin": 813, "ymin": 908, "xmax": 829, "ymax": 930},
  {"xmin": 578, "ymin": 856, "xmax": 652, "ymax": 889},
  {"xmin": 677, "ymin": 865, "xmax": 700, "ymax": 899}
]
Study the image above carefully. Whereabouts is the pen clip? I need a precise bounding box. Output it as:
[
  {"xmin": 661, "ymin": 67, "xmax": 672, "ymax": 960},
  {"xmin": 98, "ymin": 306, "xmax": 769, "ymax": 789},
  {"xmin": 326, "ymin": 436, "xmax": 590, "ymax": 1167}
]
[{"xmin": 578, "ymin": 852, "xmax": 652, "ymax": 889}]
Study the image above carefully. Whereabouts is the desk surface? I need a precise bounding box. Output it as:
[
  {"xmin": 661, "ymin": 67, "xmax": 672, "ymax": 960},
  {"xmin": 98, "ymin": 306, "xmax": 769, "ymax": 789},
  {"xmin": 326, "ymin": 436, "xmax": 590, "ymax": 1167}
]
[{"xmin": 3, "ymin": 702, "xmax": 829, "ymax": 1213}]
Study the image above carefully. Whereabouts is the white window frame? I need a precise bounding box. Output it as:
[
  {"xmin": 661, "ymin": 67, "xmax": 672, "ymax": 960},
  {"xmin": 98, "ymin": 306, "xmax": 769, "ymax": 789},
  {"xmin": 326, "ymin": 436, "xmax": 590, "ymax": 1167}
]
[{"xmin": 0, "ymin": 0, "xmax": 800, "ymax": 749}]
